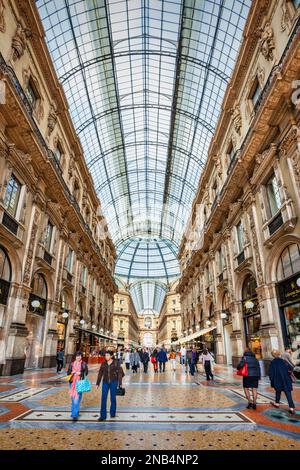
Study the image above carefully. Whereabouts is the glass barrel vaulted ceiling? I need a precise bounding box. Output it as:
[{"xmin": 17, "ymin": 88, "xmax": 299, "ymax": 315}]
[{"xmin": 36, "ymin": 0, "xmax": 251, "ymax": 313}]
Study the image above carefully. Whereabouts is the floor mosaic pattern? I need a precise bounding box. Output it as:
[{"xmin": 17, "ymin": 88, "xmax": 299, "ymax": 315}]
[{"xmin": 0, "ymin": 363, "xmax": 299, "ymax": 449}]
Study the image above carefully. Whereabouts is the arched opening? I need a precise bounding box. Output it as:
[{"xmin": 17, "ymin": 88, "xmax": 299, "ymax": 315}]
[
  {"xmin": 143, "ymin": 332, "xmax": 153, "ymax": 347},
  {"xmin": 242, "ymin": 274, "xmax": 262, "ymax": 359},
  {"xmin": 276, "ymin": 243, "xmax": 300, "ymax": 349},
  {"xmin": 25, "ymin": 273, "xmax": 48, "ymax": 369},
  {"xmin": 0, "ymin": 246, "xmax": 12, "ymax": 306}
]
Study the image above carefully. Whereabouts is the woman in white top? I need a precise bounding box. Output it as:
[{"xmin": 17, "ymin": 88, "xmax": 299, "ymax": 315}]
[
  {"xmin": 124, "ymin": 349, "xmax": 131, "ymax": 370},
  {"xmin": 202, "ymin": 349, "xmax": 214, "ymax": 381}
]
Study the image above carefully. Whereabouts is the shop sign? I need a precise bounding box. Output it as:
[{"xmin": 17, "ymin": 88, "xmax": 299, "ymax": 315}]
[{"xmin": 277, "ymin": 274, "xmax": 300, "ymax": 306}]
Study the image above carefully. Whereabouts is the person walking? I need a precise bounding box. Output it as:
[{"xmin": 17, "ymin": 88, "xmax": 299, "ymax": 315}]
[
  {"xmin": 130, "ymin": 348, "xmax": 140, "ymax": 373},
  {"xmin": 269, "ymin": 349, "xmax": 296, "ymax": 415},
  {"xmin": 202, "ymin": 348, "xmax": 214, "ymax": 381},
  {"xmin": 169, "ymin": 349, "xmax": 177, "ymax": 372},
  {"xmin": 116, "ymin": 347, "xmax": 124, "ymax": 366},
  {"xmin": 141, "ymin": 348, "xmax": 150, "ymax": 373},
  {"xmin": 151, "ymin": 348, "xmax": 158, "ymax": 373},
  {"xmin": 56, "ymin": 348, "xmax": 65, "ymax": 373},
  {"xmin": 67, "ymin": 351, "xmax": 88, "ymax": 421},
  {"xmin": 237, "ymin": 348, "xmax": 261, "ymax": 410},
  {"xmin": 180, "ymin": 346, "xmax": 186, "ymax": 365},
  {"xmin": 96, "ymin": 350, "xmax": 124, "ymax": 421},
  {"xmin": 124, "ymin": 349, "xmax": 131, "ymax": 370},
  {"xmin": 157, "ymin": 346, "xmax": 168, "ymax": 372},
  {"xmin": 282, "ymin": 348, "xmax": 295, "ymax": 368}
]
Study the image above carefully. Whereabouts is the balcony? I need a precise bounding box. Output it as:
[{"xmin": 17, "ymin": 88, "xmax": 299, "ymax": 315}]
[
  {"xmin": 262, "ymin": 201, "xmax": 297, "ymax": 247},
  {"xmin": 234, "ymin": 246, "xmax": 253, "ymax": 273},
  {"xmin": 2, "ymin": 211, "xmax": 19, "ymax": 235}
]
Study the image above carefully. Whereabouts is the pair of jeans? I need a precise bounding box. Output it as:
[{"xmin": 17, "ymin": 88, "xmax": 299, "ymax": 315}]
[
  {"xmin": 143, "ymin": 362, "xmax": 148, "ymax": 373},
  {"xmin": 181, "ymin": 356, "xmax": 185, "ymax": 365},
  {"xmin": 204, "ymin": 361, "xmax": 213, "ymax": 380},
  {"xmin": 275, "ymin": 390, "xmax": 295, "ymax": 409},
  {"xmin": 159, "ymin": 362, "xmax": 166, "ymax": 372},
  {"xmin": 101, "ymin": 380, "xmax": 118, "ymax": 419},
  {"xmin": 125, "ymin": 363, "xmax": 130, "ymax": 370},
  {"xmin": 70, "ymin": 387, "xmax": 82, "ymax": 418},
  {"xmin": 189, "ymin": 362, "xmax": 195, "ymax": 376},
  {"xmin": 56, "ymin": 360, "xmax": 63, "ymax": 372}
]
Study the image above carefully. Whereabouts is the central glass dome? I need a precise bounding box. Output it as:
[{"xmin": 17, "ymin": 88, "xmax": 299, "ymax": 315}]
[{"xmin": 115, "ymin": 236, "xmax": 180, "ymax": 282}]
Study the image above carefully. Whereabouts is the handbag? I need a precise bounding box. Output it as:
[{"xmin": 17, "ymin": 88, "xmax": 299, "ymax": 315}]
[
  {"xmin": 116, "ymin": 386, "xmax": 125, "ymax": 396},
  {"xmin": 236, "ymin": 357, "xmax": 248, "ymax": 377},
  {"xmin": 75, "ymin": 377, "xmax": 91, "ymax": 393}
]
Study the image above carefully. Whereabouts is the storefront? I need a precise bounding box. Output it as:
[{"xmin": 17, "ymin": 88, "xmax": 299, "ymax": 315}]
[
  {"xmin": 242, "ymin": 275, "xmax": 262, "ymax": 359},
  {"xmin": 276, "ymin": 243, "xmax": 300, "ymax": 349}
]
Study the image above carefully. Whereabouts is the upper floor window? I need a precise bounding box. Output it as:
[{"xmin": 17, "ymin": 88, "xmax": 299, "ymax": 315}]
[
  {"xmin": 120, "ymin": 299, "xmax": 125, "ymax": 305},
  {"xmin": 277, "ymin": 243, "xmax": 300, "ymax": 281},
  {"xmin": 218, "ymin": 248, "xmax": 225, "ymax": 272},
  {"xmin": 266, "ymin": 174, "xmax": 281, "ymax": 217},
  {"xmin": 44, "ymin": 221, "xmax": 53, "ymax": 252},
  {"xmin": 172, "ymin": 320, "xmax": 176, "ymax": 329},
  {"xmin": 236, "ymin": 221, "xmax": 244, "ymax": 253},
  {"xmin": 120, "ymin": 320, "xmax": 124, "ymax": 329},
  {"xmin": 65, "ymin": 247, "xmax": 73, "ymax": 272},
  {"xmin": 26, "ymin": 79, "xmax": 38, "ymax": 109},
  {"xmin": 250, "ymin": 78, "xmax": 261, "ymax": 107},
  {"xmin": 81, "ymin": 266, "xmax": 87, "ymax": 287},
  {"xmin": 172, "ymin": 299, "xmax": 176, "ymax": 305},
  {"xmin": 3, "ymin": 174, "xmax": 21, "ymax": 217}
]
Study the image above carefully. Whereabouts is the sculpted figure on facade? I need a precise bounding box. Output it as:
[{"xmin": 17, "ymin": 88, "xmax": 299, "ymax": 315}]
[
  {"xmin": 11, "ymin": 23, "xmax": 30, "ymax": 62},
  {"xmin": 231, "ymin": 104, "xmax": 242, "ymax": 135},
  {"xmin": 258, "ymin": 21, "xmax": 275, "ymax": 61},
  {"xmin": 46, "ymin": 104, "xmax": 57, "ymax": 139}
]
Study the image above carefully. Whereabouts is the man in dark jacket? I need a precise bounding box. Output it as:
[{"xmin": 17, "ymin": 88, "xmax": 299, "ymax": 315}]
[
  {"xmin": 96, "ymin": 351, "xmax": 125, "ymax": 421},
  {"xmin": 141, "ymin": 348, "xmax": 150, "ymax": 373},
  {"xmin": 157, "ymin": 347, "xmax": 168, "ymax": 372},
  {"xmin": 269, "ymin": 349, "xmax": 296, "ymax": 415}
]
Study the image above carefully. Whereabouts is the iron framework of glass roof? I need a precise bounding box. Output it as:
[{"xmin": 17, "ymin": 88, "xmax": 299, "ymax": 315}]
[
  {"xmin": 130, "ymin": 280, "xmax": 167, "ymax": 315},
  {"xmin": 36, "ymin": 0, "xmax": 251, "ymax": 311}
]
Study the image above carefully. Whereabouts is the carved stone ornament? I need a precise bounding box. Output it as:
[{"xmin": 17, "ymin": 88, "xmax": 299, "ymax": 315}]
[
  {"xmin": 231, "ymin": 104, "xmax": 242, "ymax": 135},
  {"xmin": 11, "ymin": 23, "xmax": 31, "ymax": 62},
  {"xmin": 23, "ymin": 209, "xmax": 40, "ymax": 285},
  {"xmin": 213, "ymin": 155, "xmax": 222, "ymax": 177},
  {"xmin": 290, "ymin": 152, "xmax": 300, "ymax": 194},
  {"xmin": 22, "ymin": 68, "xmax": 44, "ymax": 122},
  {"xmin": 0, "ymin": 0, "xmax": 5, "ymax": 33},
  {"xmin": 257, "ymin": 22, "xmax": 276, "ymax": 62},
  {"xmin": 281, "ymin": 2, "xmax": 291, "ymax": 32},
  {"xmin": 47, "ymin": 104, "xmax": 57, "ymax": 138}
]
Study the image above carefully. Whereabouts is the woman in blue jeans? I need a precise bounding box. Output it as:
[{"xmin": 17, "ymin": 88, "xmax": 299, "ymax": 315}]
[
  {"xmin": 96, "ymin": 351, "xmax": 125, "ymax": 421},
  {"xmin": 67, "ymin": 351, "xmax": 88, "ymax": 421}
]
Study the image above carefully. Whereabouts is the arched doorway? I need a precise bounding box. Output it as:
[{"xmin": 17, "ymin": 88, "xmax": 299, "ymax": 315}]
[
  {"xmin": 25, "ymin": 273, "xmax": 48, "ymax": 369},
  {"xmin": 144, "ymin": 332, "xmax": 153, "ymax": 347},
  {"xmin": 242, "ymin": 274, "xmax": 262, "ymax": 358},
  {"xmin": 276, "ymin": 243, "xmax": 300, "ymax": 349},
  {"xmin": 0, "ymin": 246, "xmax": 12, "ymax": 306}
]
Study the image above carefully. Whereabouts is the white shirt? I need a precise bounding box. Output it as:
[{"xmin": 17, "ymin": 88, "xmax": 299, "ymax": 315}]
[
  {"xmin": 180, "ymin": 347, "xmax": 186, "ymax": 356},
  {"xmin": 125, "ymin": 352, "xmax": 130, "ymax": 363}
]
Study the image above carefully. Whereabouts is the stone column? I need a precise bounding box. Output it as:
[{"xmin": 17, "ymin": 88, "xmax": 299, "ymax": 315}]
[
  {"xmin": 231, "ymin": 300, "xmax": 245, "ymax": 367},
  {"xmin": 215, "ymin": 309, "xmax": 226, "ymax": 364},
  {"xmin": 256, "ymin": 283, "xmax": 283, "ymax": 372},
  {"xmin": 2, "ymin": 284, "xmax": 31, "ymax": 375},
  {"xmin": 41, "ymin": 299, "xmax": 59, "ymax": 368}
]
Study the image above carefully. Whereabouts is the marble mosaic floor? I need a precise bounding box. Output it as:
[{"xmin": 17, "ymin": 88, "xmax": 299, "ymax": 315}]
[{"xmin": 0, "ymin": 363, "xmax": 299, "ymax": 450}]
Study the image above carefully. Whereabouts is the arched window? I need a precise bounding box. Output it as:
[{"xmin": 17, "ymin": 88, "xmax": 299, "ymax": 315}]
[
  {"xmin": 277, "ymin": 244, "xmax": 300, "ymax": 281},
  {"xmin": 29, "ymin": 273, "xmax": 47, "ymax": 315},
  {"xmin": 0, "ymin": 246, "xmax": 12, "ymax": 305},
  {"xmin": 242, "ymin": 275, "xmax": 257, "ymax": 301},
  {"xmin": 144, "ymin": 317, "xmax": 152, "ymax": 328}
]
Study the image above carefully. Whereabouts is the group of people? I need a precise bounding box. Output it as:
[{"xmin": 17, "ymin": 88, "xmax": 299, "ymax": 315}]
[
  {"xmin": 237, "ymin": 347, "xmax": 298, "ymax": 415},
  {"xmin": 119, "ymin": 347, "xmax": 169, "ymax": 374}
]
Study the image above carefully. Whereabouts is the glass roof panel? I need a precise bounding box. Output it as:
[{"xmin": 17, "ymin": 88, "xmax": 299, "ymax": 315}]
[{"xmin": 36, "ymin": 0, "xmax": 250, "ymax": 311}]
